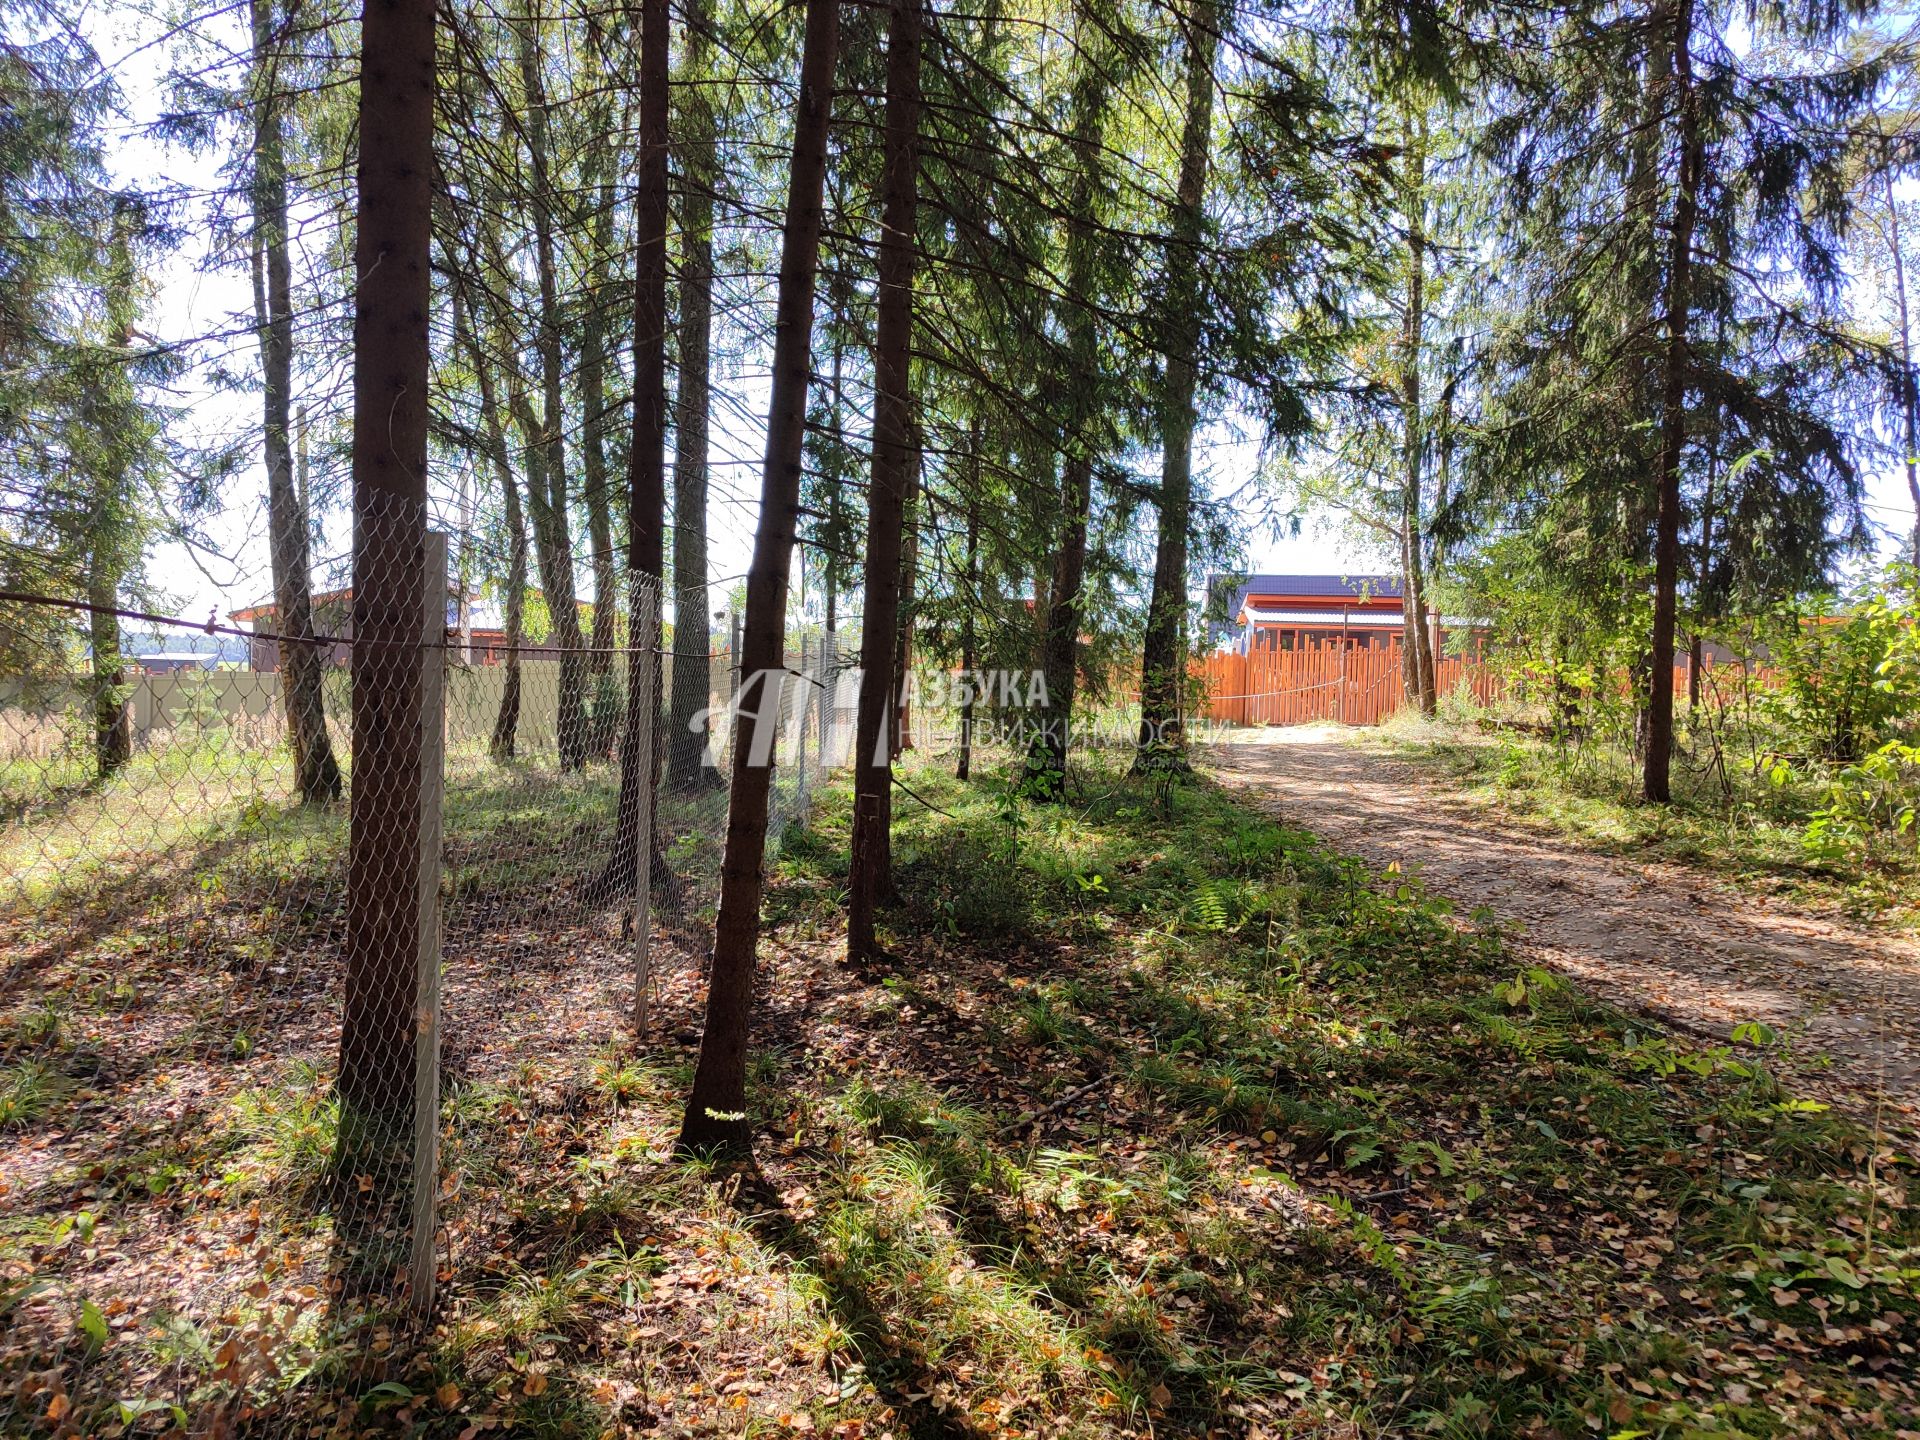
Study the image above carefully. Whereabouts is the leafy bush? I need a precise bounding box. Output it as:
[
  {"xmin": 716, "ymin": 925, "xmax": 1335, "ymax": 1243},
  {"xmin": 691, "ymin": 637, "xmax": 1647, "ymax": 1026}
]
[
  {"xmin": 1760, "ymin": 566, "xmax": 1920, "ymax": 868},
  {"xmin": 1762, "ymin": 566, "xmax": 1920, "ymax": 763},
  {"xmin": 1802, "ymin": 739, "xmax": 1920, "ymax": 868}
]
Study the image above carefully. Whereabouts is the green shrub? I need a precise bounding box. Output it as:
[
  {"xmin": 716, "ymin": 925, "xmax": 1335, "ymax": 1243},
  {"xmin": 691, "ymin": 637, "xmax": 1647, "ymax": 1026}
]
[
  {"xmin": 1762, "ymin": 566, "xmax": 1920, "ymax": 764},
  {"xmin": 1802, "ymin": 739, "xmax": 1920, "ymax": 868}
]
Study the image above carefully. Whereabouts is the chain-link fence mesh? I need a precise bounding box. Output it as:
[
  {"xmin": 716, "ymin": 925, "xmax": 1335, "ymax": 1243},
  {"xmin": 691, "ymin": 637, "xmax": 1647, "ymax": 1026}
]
[{"xmin": 0, "ymin": 514, "xmax": 846, "ymax": 1434}]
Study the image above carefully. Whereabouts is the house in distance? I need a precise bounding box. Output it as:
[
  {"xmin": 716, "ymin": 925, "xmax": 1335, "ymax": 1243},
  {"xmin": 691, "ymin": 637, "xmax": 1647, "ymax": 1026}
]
[{"xmin": 1211, "ymin": 573, "xmax": 1476, "ymax": 655}]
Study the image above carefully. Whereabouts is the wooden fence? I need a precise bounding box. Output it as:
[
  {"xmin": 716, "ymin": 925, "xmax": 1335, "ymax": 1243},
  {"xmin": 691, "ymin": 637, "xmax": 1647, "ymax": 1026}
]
[
  {"xmin": 1194, "ymin": 646, "xmax": 1725, "ymax": 729},
  {"xmin": 1192, "ymin": 644, "xmax": 1501, "ymax": 727}
]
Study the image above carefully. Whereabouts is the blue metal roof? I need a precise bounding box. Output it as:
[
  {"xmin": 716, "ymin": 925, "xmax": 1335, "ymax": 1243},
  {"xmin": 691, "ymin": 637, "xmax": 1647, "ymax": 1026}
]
[{"xmin": 1216, "ymin": 572, "xmax": 1403, "ymax": 614}]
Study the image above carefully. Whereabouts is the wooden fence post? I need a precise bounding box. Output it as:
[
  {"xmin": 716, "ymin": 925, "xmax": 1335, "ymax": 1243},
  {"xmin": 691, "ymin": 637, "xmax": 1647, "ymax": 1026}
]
[
  {"xmin": 1338, "ymin": 633, "xmax": 1348, "ymax": 725},
  {"xmin": 408, "ymin": 532, "xmax": 447, "ymax": 1322}
]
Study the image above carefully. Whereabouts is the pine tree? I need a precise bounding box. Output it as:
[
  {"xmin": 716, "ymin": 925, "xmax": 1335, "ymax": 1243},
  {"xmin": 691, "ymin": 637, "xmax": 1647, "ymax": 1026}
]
[
  {"xmin": 1468, "ymin": 0, "xmax": 1877, "ymax": 800},
  {"xmin": 666, "ymin": 0, "xmax": 722, "ymax": 791},
  {"xmin": 249, "ymin": 0, "xmax": 343, "ymax": 802},
  {"xmin": 847, "ymin": 0, "xmax": 925, "ymax": 964},
  {"xmin": 337, "ymin": 0, "xmax": 438, "ymax": 1172},
  {"xmin": 679, "ymin": 0, "xmax": 840, "ymax": 1156},
  {"xmin": 1136, "ymin": 0, "xmax": 1221, "ymax": 769}
]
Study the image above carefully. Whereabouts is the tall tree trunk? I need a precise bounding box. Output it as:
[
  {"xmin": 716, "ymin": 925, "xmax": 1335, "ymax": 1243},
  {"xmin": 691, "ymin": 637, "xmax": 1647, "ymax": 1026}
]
[
  {"xmin": 1024, "ymin": 10, "xmax": 1108, "ymax": 797},
  {"xmin": 1135, "ymin": 0, "xmax": 1217, "ymax": 770},
  {"xmin": 87, "ymin": 551, "xmax": 130, "ymax": 779},
  {"xmin": 668, "ymin": 0, "xmax": 719, "ymax": 791},
  {"xmin": 891, "ymin": 479, "xmax": 918, "ymax": 760},
  {"xmin": 590, "ymin": 0, "xmax": 677, "ymax": 913},
  {"xmin": 1404, "ymin": 530, "xmax": 1436, "ymax": 714},
  {"xmin": 679, "ymin": 0, "xmax": 838, "ymax": 1153},
  {"xmin": 493, "ymin": 471, "xmax": 529, "ymax": 758},
  {"xmin": 455, "ymin": 290, "xmax": 528, "ymax": 760},
  {"xmin": 1400, "ymin": 104, "xmax": 1436, "ymax": 716},
  {"xmin": 820, "ymin": 332, "xmax": 851, "ymax": 619},
  {"xmin": 581, "ymin": 131, "xmax": 619, "ymax": 692},
  {"xmin": 252, "ymin": 0, "xmax": 342, "ymax": 801},
  {"xmin": 956, "ymin": 431, "xmax": 980, "ymax": 782},
  {"xmin": 1884, "ymin": 162, "xmax": 1920, "ymax": 566},
  {"xmin": 78, "ymin": 214, "xmax": 139, "ymax": 772},
  {"xmin": 847, "ymin": 0, "xmax": 922, "ymax": 964},
  {"xmin": 1644, "ymin": 0, "xmax": 1699, "ymax": 804},
  {"xmin": 1029, "ymin": 456, "xmax": 1091, "ymax": 791},
  {"xmin": 1032, "ymin": 562, "xmax": 1050, "ymax": 662},
  {"xmin": 1430, "ymin": 362, "xmax": 1455, "ymax": 675},
  {"xmin": 515, "ymin": 2, "xmax": 589, "ymax": 770},
  {"xmin": 338, "ymin": 0, "xmax": 435, "ymax": 1162},
  {"xmin": 1690, "ymin": 409, "xmax": 1719, "ymax": 709},
  {"xmin": 1627, "ymin": 3, "xmax": 1671, "ymax": 756},
  {"xmin": 504, "ymin": 366, "xmax": 582, "ymax": 710}
]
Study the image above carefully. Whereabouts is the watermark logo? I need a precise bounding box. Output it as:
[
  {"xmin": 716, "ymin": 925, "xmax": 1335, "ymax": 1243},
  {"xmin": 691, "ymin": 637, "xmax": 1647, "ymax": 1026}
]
[
  {"xmin": 690, "ymin": 666, "xmax": 1224, "ymax": 768},
  {"xmin": 907, "ymin": 669, "xmax": 1049, "ymax": 711}
]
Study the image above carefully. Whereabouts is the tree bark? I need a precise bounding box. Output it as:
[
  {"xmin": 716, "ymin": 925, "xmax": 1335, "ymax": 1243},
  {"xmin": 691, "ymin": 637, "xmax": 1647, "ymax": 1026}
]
[
  {"xmin": 581, "ymin": 122, "xmax": 619, "ymax": 701},
  {"xmin": 87, "ymin": 553, "xmax": 129, "ymax": 779},
  {"xmin": 1023, "ymin": 10, "xmax": 1108, "ymax": 797},
  {"xmin": 1626, "ymin": 0, "xmax": 1671, "ymax": 758},
  {"xmin": 679, "ymin": 0, "xmax": 838, "ymax": 1154},
  {"xmin": 1135, "ymin": 0, "xmax": 1217, "ymax": 770},
  {"xmin": 1884, "ymin": 162, "xmax": 1920, "ymax": 566},
  {"xmin": 847, "ymin": 0, "xmax": 922, "ymax": 964},
  {"xmin": 1644, "ymin": 0, "xmax": 1699, "ymax": 804},
  {"xmin": 591, "ymin": 0, "xmax": 676, "ymax": 913},
  {"xmin": 1690, "ymin": 408, "xmax": 1719, "ymax": 709},
  {"xmin": 503, "ymin": 361, "xmax": 587, "ymax": 739},
  {"xmin": 454, "ymin": 290, "xmax": 528, "ymax": 760},
  {"xmin": 252, "ymin": 0, "xmax": 342, "ymax": 802},
  {"xmin": 338, "ymin": 0, "xmax": 435, "ymax": 1160},
  {"xmin": 956, "ymin": 432, "xmax": 980, "ymax": 782},
  {"xmin": 891, "ymin": 479, "xmax": 918, "ymax": 760},
  {"xmin": 1430, "ymin": 358, "xmax": 1455, "ymax": 674},
  {"xmin": 668, "ymin": 0, "xmax": 719, "ymax": 791},
  {"xmin": 515, "ymin": 2, "xmax": 589, "ymax": 770},
  {"xmin": 1400, "ymin": 103, "xmax": 1436, "ymax": 717}
]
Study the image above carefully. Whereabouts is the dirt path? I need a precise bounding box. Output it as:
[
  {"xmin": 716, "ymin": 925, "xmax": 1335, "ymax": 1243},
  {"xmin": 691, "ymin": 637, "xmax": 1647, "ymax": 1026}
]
[{"xmin": 1206, "ymin": 726, "xmax": 1920, "ymax": 1120}]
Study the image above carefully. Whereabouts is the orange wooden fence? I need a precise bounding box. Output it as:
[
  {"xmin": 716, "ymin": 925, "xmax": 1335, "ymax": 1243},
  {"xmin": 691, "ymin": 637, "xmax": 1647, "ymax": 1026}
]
[
  {"xmin": 1192, "ymin": 644, "xmax": 1499, "ymax": 727},
  {"xmin": 1195, "ymin": 648, "xmax": 1727, "ymax": 729}
]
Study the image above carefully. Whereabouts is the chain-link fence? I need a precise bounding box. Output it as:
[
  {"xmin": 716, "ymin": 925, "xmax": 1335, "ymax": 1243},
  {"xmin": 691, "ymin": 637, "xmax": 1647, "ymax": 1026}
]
[{"xmin": 0, "ymin": 530, "xmax": 845, "ymax": 1435}]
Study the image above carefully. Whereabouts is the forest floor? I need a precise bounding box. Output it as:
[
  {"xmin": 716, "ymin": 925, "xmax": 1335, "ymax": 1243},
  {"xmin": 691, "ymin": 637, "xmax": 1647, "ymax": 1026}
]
[
  {"xmin": 3, "ymin": 746, "xmax": 1917, "ymax": 1439},
  {"xmin": 1203, "ymin": 725, "xmax": 1920, "ymax": 1122}
]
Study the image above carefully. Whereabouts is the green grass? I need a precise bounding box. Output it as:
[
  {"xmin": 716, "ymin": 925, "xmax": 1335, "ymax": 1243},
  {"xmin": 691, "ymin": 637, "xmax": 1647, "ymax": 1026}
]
[
  {"xmin": 751, "ymin": 749, "xmax": 1919, "ymax": 1438},
  {"xmin": 3, "ymin": 724, "xmax": 1913, "ymax": 1440},
  {"xmin": 224, "ymin": 1059, "xmax": 341, "ymax": 1202},
  {"xmin": 0, "ymin": 1058, "xmax": 74, "ymax": 1128},
  {"xmin": 1370, "ymin": 710, "xmax": 1920, "ymax": 928}
]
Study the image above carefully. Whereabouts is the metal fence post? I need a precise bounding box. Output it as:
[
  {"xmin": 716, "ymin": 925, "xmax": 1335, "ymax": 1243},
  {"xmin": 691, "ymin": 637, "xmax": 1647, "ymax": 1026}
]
[
  {"xmin": 795, "ymin": 635, "xmax": 813, "ymax": 814},
  {"xmin": 729, "ymin": 609, "xmax": 742, "ymax": 707},
  {"xmin": 409, "ymin": 532, "xmax": 447, "ymax": 1322},
  {"xmin": 815, "ymin": 633, "xmax": 828, "ymax": 786},
  {"xmin": 816, "ymin": 630, "xmax": 833, "ymax": 779},
  {"xmin": 632, "ymin": 580, "xmax": 659, "ymax": 1033},
  {"xmin": 824, "ymin": 631, "xmax": 839, "ymax": 770}
]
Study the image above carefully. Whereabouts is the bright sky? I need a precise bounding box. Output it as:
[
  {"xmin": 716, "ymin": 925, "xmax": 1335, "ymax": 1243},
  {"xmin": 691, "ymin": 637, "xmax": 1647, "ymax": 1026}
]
[{"xmin": 82, "ymin": 2, "xmax": 1916, "ymax": 642}]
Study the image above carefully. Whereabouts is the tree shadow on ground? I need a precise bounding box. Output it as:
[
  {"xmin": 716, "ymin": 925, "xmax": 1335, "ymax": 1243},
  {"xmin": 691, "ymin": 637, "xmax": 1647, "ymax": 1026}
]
[{"xmin": 723, "ymin": 1159, "xmax": 981, "ymax": 1440}]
